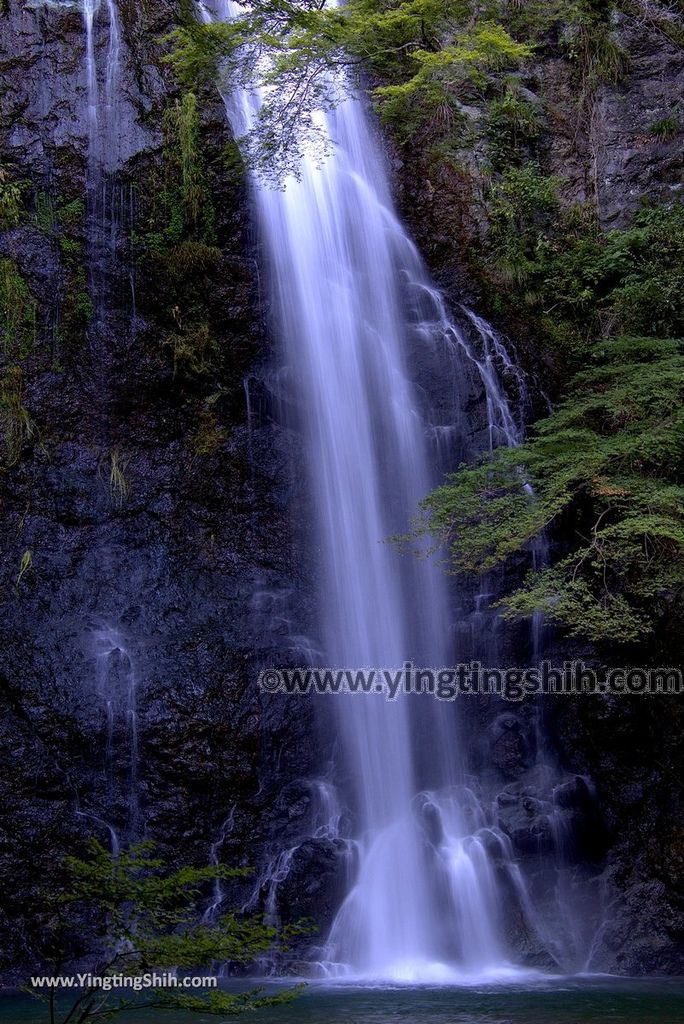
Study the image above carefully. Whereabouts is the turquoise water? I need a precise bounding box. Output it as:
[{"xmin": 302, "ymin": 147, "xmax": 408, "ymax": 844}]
[{"xmin": 3, "ymin": 978, "xmax": 684, "ymax": 1024}]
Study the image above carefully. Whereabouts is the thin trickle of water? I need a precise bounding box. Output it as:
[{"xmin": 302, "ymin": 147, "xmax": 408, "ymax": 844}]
[
  {"xmin": 92, "ymin": 625, "xmax": 140, "ymax": 838},
  {"xmin": 76, "ymin": 809, "xmax": 121, "ymax": 858},
  {"xmin": 83, "ymin": 0, "xmax": 99, "ymax": 151},
  {"xmin": 202, "ymin": 807, "xmax": 237, "ymax": 924},
  {"xmin": 80, "ymin": 0, "xmax": 124, "ymax": 321}
]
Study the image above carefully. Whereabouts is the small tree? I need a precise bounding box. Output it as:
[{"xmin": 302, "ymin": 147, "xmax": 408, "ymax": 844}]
[{"xmin": 29, "ymin": 840, "xmax": 305, "ymax": 1023}]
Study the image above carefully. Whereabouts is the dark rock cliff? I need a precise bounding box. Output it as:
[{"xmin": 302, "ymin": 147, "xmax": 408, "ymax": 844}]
[{"xmin": 0, "ymin": 0, "xmax": 318, "ymax": 978}]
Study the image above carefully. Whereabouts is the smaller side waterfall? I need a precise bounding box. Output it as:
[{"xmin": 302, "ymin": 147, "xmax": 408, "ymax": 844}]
[
  {"xmin": 91, "ymin": 624, "xmax": 141, "ymax": 839},
  {"xmin": 81, "ymin": 0, "xmax": 125, "ymax": 322},
  {"xmin": 202, "ymin": 807, "xmax": 237, "ymax": 924}
]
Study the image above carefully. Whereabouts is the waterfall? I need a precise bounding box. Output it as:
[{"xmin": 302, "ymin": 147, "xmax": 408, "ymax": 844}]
[
  {"xmin": 76, "ymin": 0, "xmax": 141, "ymax": 844},
  {"xmin": 201, "ymin": 0, "xmax": 541, "ymax": 982},
  {"xmin": 81, "ymin": 0, "xmax": 123, "ymax": 320},
  {"xmin": 92, "ymin": 624, "xmax": 141, "ymax": 838}
]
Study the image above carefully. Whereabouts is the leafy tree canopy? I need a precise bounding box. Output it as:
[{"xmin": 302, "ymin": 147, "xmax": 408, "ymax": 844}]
[{"xmin": 164, "ymin": 0, "xmax": 537, "ymax": 177}]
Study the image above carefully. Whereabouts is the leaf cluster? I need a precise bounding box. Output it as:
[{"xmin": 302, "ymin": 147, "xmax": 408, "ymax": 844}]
[{"xmin": 420, "ymin": 336, "xmax": 684, "ymax": 643}]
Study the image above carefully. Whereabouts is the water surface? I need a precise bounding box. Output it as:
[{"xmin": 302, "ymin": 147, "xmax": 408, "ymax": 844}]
[{"xmin": 4, "ymin": 978, "xmax": 684, "ymax": 1024}]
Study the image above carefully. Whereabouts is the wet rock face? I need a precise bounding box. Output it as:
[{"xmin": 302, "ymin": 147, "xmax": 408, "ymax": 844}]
[
  {"xmin": 591, "ymin": 13, "xmax": 684, "ymax": 228},
  {"xmin": 1, "ymin": 0, "xmax": 162, "ymax": 184},
  {"xmin": 489, "ymin": 713, "xmax": 534, "ymax": 779},
  {"xmin": 275, "ymin": 838, "xmax": 350, "ymax": 936},
  {"xmin": 0, "ymin": 0, "xmax": 319, "ymax": 980},
  {"xmin": 534, "ymin": 12, "xmax": 684, "ymax": 231},
  {"xmin": 551, "ymin": 696, "xmax": 684, "ymax": 974}
]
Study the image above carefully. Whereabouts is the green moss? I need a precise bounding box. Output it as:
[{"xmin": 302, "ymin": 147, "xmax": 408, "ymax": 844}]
[
  {"xmin": 0, "ymin": 365, "xmax": 34, "ymax": 466},
  {"xmin": 485, "ymin": 90, "xmax": 541, "ymax": 169},
  {"xmin": 649, "ymin": 115, "xmax": 679, "ymax": 142},
  {"xmin": 191, "ymin": 409, "xmax": 227, "ymax": 456},
  {"xmin": 0, "ymin": 168, "xmax": 24, "ymax": 229},
  {"xmin": 0, "ymin": 259, "xmax": 37, "ymax": 359}
]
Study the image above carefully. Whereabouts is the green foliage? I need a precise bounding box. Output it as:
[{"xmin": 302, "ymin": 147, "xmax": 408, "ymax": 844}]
[
  {"xmin": 486, "ymin": 201, "xmax": 684, "ymax": 362},
  {"xmin": 57, "ymin": 197, "xmax": 86, "ymax": 230},
  {"xmin": 487, "ymin": 164, "xmax": 560, "ymax": 285},
  {"xmin": 132, "ymin": 91, "xmax": 216, "ymax": 256},
  {"xmin": 0, "ymin": 365, "xmax": 35, "ymax": 466},
  {"xmin": 35, "ymin": 840, "xmax": 305, "ymax": 1023},
  {"xmin": 375, "ymin": 23, "xmax": 532, "ymax": 130},
  {"xmin": 16, "ymin": 549, "xmax": 32, "ymax": 591},
  {"xmin": 0, "ymin": 258, "xmax": 37, "ymax": 359},
  {"xmin": 41, "ymin": 194, "xmax": 92, "ymax": 342},
  {"xmin": 131, "ymin": 92, "xmax": 224, "ymax": 378},
  {"xmin": 485, "ymin": 89, "xmax": 541, "ymax": 169},
  {"xmin": 0, "ymin": 167, "xmax": 23, "ymax": 229},
  {"xmin": 420, "ymin": 336, "xmax": 684, "ymax": 643},
  {"xmin": 164, "ymin": 13, "xmax": 246, "ymax": 88},
  {"xmin": 560, "ymin": 1, "xmax": 628, "ymax": 92},
  {"xmin": 160, "ymin": 0, "xmax": 633, "ymax": 176},
  {"xmin": 650, "ymin": 114, "xmax": 679, "ymax": 142},
  {"xmin": 73, "ymin": 290, "xmax": 94, "ymax": 324},
  {"xmin": 161, "ymin": 92, "xmax": 216, "ymax": 242},
  {"xmin": 164, "ymin": 0, "xmax": 535, "ymax": 175},
  {"xmin": 59, "ymin": 236, "xmax": 83, "ymax": 259},
  {"xmin": 34, "ymin": 194, "xmax": 85, "ymax": 234}
]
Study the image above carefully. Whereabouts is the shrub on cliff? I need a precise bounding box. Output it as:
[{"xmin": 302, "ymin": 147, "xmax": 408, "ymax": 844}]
[
  {"xmin": 418, "ymin": 335, "xmax": 684, "ymax": 645},
  {"xmin": 30, "ymin": 840, "xmax": 304, "ymax": 1023}
]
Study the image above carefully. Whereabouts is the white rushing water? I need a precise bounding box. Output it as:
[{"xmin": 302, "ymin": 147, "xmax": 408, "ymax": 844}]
[
  {"xmin": 200, "ymin": 0, "xmax": 543, "ymax": 983},
  {"xmin": 81, "ymin": 0, "xmax": 123, "ymax": 319}
]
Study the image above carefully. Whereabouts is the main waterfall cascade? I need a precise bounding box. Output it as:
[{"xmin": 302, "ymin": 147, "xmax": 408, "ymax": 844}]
[{"xmin": 198, "ymin": 0, "xmax": 599, "ymax": 982}]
